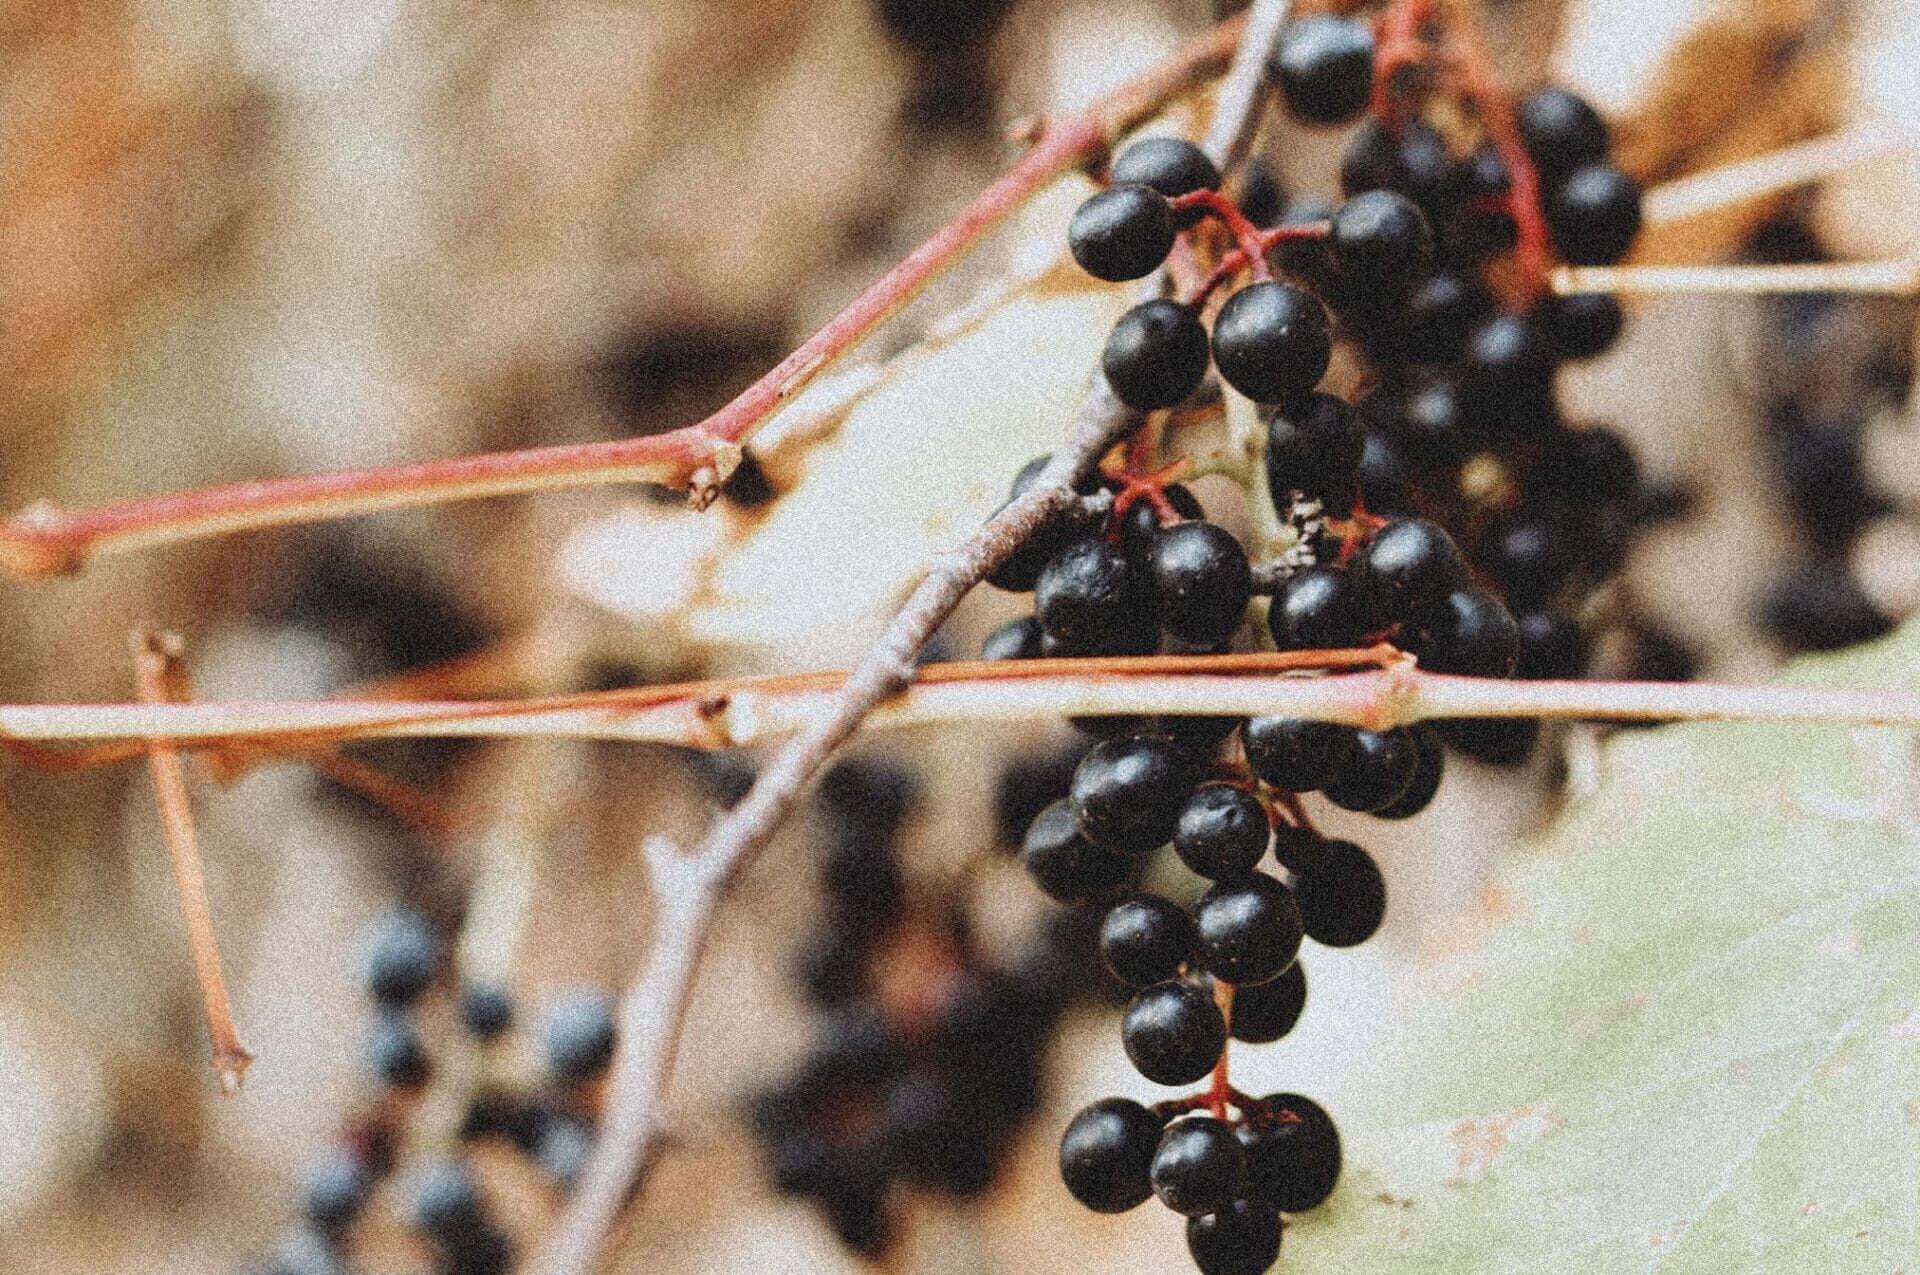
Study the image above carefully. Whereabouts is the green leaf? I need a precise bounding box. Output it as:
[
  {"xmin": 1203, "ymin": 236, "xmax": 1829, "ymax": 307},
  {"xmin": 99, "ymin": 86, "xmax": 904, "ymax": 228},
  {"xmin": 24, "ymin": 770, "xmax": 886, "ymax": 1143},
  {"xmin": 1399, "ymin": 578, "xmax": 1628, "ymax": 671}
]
[{"xmin": 1283, "ymin": 625, "xmax": 1920, "ymax": 1272}]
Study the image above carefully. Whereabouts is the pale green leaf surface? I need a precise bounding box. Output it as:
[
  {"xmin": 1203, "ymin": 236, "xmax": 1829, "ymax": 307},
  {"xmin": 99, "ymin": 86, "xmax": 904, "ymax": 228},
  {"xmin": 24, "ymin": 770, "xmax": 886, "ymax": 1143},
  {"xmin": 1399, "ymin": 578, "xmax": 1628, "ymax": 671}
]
[{"xmin": 1287, "ymin": 625, "xmax": 1920, "ymax": 1273}]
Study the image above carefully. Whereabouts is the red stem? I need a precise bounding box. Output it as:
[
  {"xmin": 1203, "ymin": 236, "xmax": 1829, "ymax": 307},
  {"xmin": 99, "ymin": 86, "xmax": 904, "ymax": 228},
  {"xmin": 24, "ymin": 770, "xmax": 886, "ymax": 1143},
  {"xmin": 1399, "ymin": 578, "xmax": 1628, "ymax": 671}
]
[
  {"xmin": 0, "ymin": 15, "xmax": 1255, "ymax": 582},
  {"xmin": 1438, "ymin": 3, "xmax": 1552, "ymax": 301},
  {"xmin": 1207, "ymin": 979, "xmax": 1237, "ymax": 1120},
  {"xmin": 1173, "ymin": 189, "xmax": 1274, "ymax": 281},
  {"xmin": 1370, "ymin": 0, "xmax": 1434, "ymax": 123}
]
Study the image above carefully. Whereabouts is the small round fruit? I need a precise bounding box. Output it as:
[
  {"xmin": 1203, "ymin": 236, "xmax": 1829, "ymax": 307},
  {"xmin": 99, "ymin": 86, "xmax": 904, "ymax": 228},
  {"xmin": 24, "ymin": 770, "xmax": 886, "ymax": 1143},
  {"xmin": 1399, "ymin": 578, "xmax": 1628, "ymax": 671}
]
[
  {"xmin": 363, "ymin": 909, "xmax": 440, "ymax": 1007},
  {"xmin": 1329, "ymin": 190, "xmax": 1433, "ymax": 293},
  {"xmin": 1211, "ymin": 282, "xmax": 1332, "ymax": 403},
  {"xmin": 1240, "ymin": 717, "xmax": 1351, "ymax": 793},
  {"xmin": 1122, "ymin": 980, "xmax": 1227, "ymax": 1085},
  {"xmin": 1103, "ymin": 301, "xmax": 1212, "ymax": 411},
  {"xmin": 1069, "ymin": 734, "xmax": 1197, "ymax": 855},
  {"xmin": 1021, "ymin": 799, "xmax": 1132, "ymax": 902},
  {"xmin": 1406, "ymin": 588, "xmax": 1519, "ymax": 677},
  {"xmin": 1111, "ymin": 136, "xmax": 1221, "ymax": 217},
  {"xmin": 1174, "ymin": 784, "xmax": 1271, "ymax": 880},
  {"xmin": 1270, "ymin": 15, "xmax": 1375, "ymax": 126},
  {"xmin": 1186, "ymin": 1199, "xmax": 1284, "ymax": 1275},
  {"xmin": 1152, "ymin": 1116, "xmax": 1246, "ymax": 1216},
  {"xmin": 1264, "ymin": 391, "xmax": 1364, "ymax": 509},
  {"xmin": 1238, "ymin": 1094, "xmax": 1342, "ymax": 1211},
  {"xmin": 1230, "ymin": 960, "xmax": 1307, "ymax": 1043},
  {"xmin": 981, "ymin": 615, "xmax": 1043, "ymax": 661},
  {"xmin": 1195, "ymin": 874, "xmax": 1304, "ymax": 986},
  {"xmin": 1069, "ymin": 185, "xmax": 1177, "ymax": 282},
  {"xmin": 459, "ymin": 984, "xmax": 514, "ymax": 1042},
  {"xmin": 1293, "ymin": 839, "xmax": 1387, "ymax": 947},
  {"xmin": 1374, "ymin": 726, "xmax": 1445, "ymax": 820},
  {"xmin": 363, "ymin": 1010, "xmax": 432, "ymax": 1089},
  {"xmin": 1100, "ymin": 895, "xmax": 1197, "ymax": 987},
  {"xmin": 1548, "ymin": 163, "xmax": 1643, "ymax": 266},
  {"xmin": 1267, "ymin": 565, "xmax": 1371, "ymax": 652},
  {"xmin": 1150, "ymin": 521, "xmax": 1252, "ymax": 647},
  {"xmin": 1034, "ymin": 537, "xmax": 1155, "ymax": 657},
  {"xmin": 1354, "ymin": 518, "xmax": 1469, "ymax": 623},
  {"xmin": 542, "ymin": 987, "xmax": 616, "ymax": 1082},
  {"xmin": 1322, "ymin": 727, "xmax": 1420, "ymax": 814},
  {"xmin": 1516, "ymin": 87, "xmax": 1609, "ymax": 178},
  {"xmin": 1059, "ymin": 1097, "xmax": 1163, "ymax": 1213},
  {"xmin": 1539, "ymin": 291, "xmax": 1624, "ymax": 359}
]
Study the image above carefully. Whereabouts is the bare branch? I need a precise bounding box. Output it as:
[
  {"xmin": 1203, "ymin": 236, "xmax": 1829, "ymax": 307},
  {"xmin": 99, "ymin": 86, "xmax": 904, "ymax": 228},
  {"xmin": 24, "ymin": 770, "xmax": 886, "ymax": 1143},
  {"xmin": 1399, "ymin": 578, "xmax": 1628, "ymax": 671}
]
[
  {"xmin": 1554, "ymin": 259, "xmax": 1920, "ymax": 297},
  {"xmin": 1644, "ymin": 122, "xmax": 1917, "ymax": 226},
  {"xmin": 132, "ymin": 630, "xmax": 252, "ymax": 1094}
]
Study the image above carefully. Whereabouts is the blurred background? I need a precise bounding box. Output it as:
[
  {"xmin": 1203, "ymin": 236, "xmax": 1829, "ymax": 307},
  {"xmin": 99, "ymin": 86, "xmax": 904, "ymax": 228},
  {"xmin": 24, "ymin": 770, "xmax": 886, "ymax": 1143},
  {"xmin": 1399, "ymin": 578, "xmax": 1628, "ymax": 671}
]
[{"xmin": 1, "ymin": 0, "xmax": 1918, "ymax": 1270}]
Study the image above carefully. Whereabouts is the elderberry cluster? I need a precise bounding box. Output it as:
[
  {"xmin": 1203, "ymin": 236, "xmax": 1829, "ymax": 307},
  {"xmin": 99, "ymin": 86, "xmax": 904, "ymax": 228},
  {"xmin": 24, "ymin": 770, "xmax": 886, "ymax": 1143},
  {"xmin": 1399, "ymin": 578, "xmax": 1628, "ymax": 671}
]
[
  {"xmin": 747, "ymin": 760, "xmax": 1098, "ymax": 1257},
  {"xmin": 241, "ymin": 911, "xmax": 616, "ymax": 1275}
]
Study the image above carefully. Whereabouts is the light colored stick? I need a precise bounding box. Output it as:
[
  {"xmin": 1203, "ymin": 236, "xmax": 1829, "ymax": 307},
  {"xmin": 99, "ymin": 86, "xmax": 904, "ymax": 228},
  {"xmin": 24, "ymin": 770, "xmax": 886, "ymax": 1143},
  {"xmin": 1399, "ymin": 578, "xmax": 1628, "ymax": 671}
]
[
  {"xmin": 1644, "ymin": 122, "xmax": 1916, "ymax": 226},
  {"xmin": 1553, "ymin": 260, "xmax": 1920, "ymax": 296}
]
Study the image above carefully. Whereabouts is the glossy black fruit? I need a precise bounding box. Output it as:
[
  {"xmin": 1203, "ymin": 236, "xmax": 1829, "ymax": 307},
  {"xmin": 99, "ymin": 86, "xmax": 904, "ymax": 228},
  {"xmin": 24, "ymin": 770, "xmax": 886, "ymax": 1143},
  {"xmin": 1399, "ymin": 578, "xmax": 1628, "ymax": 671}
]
[
  {"xmin": 1069, "ymin": 185, "xmax": 1177, "ymax": 282},
  {"xmin": 1293, "ymin": 839, "xmax": 1387, "ymax": 947},
  {"xmin": 1104, "ymin": 301, "xmax": 1212, "ymax": 410},
  {"xmin": 1021, "ymin": 799, "xmax": 1133, "ymax": 902},
  {"xmin": 1212, "ymin": 282, "xmax": 1333, "ymax": 403},
  {"xmin": 1174, "ymin": 784, "xmax": 1271, "ymax": 880},
  {"xmin": 1195, "ymin": 873, "xmax": 1304, "ymax": 986},
  {"xmin": 1152, "ymin": 1116, "xmax": 1246, "ymax": 1216},
  {"xmin": 1122, "ymin": 980, "xmax": 1227, "ymax": 1085},
  {"xmin": 1100, "ymin": 895, "xmax": 1197, "ymax": 987},
  {"xmin": 1059, "ymin": 1097, "xmax": 1163, "ymax": 1212}
]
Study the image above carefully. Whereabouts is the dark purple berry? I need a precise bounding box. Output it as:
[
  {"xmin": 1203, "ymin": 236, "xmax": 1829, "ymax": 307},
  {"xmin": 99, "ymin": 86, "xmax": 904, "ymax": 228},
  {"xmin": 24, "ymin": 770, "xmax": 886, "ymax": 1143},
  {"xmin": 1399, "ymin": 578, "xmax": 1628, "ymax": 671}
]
[
  {"xmin": 1212, "ymin": 282, "xmax": 1333, "ymax": 403},
  {"xmin": 1268, "ymin": 564, "xmax": 1371, "ymax": 652},
  {"xmin": 1021, "ymin": 799, "xmax": 1132, "ymax": 902},
  {"xmin": 1070, "ymin": 185, "xmax": 1177, "ymax": 282},
  {"xmin": 1122, "ymin": 980, "xmax": 1226, "ymax": 1085},
  {"xmin": 1548, "ymin": 163, "xmax": 1642, "ymax": 266},
  {"xmin": 1069, "ymin": 734, "xmax": 1196, "ymax": 855},
  {"xmin": 1330, "ymin": 190, "xmax": 1433, "ymax": 292},
  {"xmin": 1271, "ymin": 15, "xmax": 1375, "ymax": 126},
  {"xmin": 1104, "ymin": 301, "xmax": 1212, "ymax": 410},
  {"xmin": 1241, "ymin": 717, "xmax": 1351, "ymax": 793},
  {"xmin": 1059, "ymin": 1097, "xmax": 1163, "ymax": 1212},
  {"xmin": 1293, "ymin": 839, "xmax": 1387, "ymax": 946},
  {"xmin": 1229, "ymin": 960, "xmax": 1307, "ymax": 1043},
  {"xmin": 1034, "ymin": 537, "xmax": 1156, "ymax": 657},
  {"xmin": 1323, "ymin": 728, "xmax": 1420, "ymax": 814},
  {"xmin": 1100, "ymin": 895, "xmax": 1196, "ymax": 987},
  {"xmin": 1175, "ymin": 784, "xmax": 1271, "ymax": 880},
  {"xmin": 1239, "ymin": 1093, "xmax": 1341, "ymax": 1211},
  {"xmin": 1355, "ymin": 518, "xmax": 1469, "ymax": 622},
  {"xmin": 1152, "ymin": 1116, "xmax": 1246, "ymax": 1216},
  {"xmin": 1264, "ymin": 390, "xmax": 1364, "ymax": 509},
  {"xmin": 1517, "ymin": 87, "xmax": 1609, "ymax": 178},
  {"xmin": 1150, "ymin": 521, "xmax": 1251, "ymax": 647},
  {"xmin": 1186, "ymin": 1199, "xmax": 1284, "ymax": 1275},
  {"xmin": 1195, "ymin": 873, "xmax": 1303, "ymax": 986}
]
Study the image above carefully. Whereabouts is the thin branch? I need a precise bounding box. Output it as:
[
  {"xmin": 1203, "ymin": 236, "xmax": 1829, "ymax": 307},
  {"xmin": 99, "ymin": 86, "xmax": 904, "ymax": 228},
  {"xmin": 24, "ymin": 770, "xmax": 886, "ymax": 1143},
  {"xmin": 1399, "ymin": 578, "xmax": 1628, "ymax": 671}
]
[
  {"xmin": 1553, "ymin": 259, "xmax": 1920, "ymax": 296},
  {"xmin": 0, "ymin": 14, "xmax": 1252, "ymax": 583},
  {"xmin": 533, "ymin": 8, "xmax": 1295, "ymax": 1274},
  {"xmin": 1644, "ymin": 122, "xmax": 1917, "ymax": 226},
  {"xmin": 131, "ymin": 630, "xmax": 252, "ymax": 1094}
]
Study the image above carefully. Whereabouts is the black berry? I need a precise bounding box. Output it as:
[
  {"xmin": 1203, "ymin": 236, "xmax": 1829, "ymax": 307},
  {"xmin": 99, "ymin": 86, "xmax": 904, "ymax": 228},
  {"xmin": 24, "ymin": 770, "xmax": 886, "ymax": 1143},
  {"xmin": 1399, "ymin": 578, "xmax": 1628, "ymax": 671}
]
[
  {"xmin": 1239, "ymin": 1093, "xmax": 1341, "ymax": 1211},
  {"xmin": 1111, "ymin": 136, "xmax": 1221, "ymax": 223},
  {"xmin": 1034, "ymin": 537, "xmax": 1156, "ymax": 657},
  {"xmin": 1174, "ymin": 784, "xmax": 1271, "ymax": 880},
  {"xmin": 1323, "ymin": 727, "xmax": 1420, "ymax": 814},
  {"xmin": 1152, "ymin": 1116, "xmax": 1246, "ymax": 1216},
  {"xmin": 542, "ymin": 987, "xmax": 616, "ymax": 1082},
  {"xmin": 1293, "ymin": 839, "xmax": 1387, "ymax": 946},
  {"xmin": 1212, "ymin": 282, "xmax": 1333, "ymax": 403},
  {"xmin": 299, "ymin": 1147, "xmax": 371, "ymax": 1241},
  {"xmin": 1104, "ymin": 300, "xmax": 1212, "ymax": 410},
  {"xmin": 1186, "ymin": 1198, "xmax": 1284, "ymax": 1275},
  {"xmin": 1330, "ymin": 190, "xmax": 1433, "ymax": 292},
  {"xmin": 981, "ymin": 615, "xmax": 1043, "ymax": 661},
  {"xmin": 1355, "ymin": 518, "xmax": 1469, "ymax": 622},
  {"xmin": 1069, "ymin": 185, "xmax": 1177, "ymax": 282},
  {"xmin": 1267, "ymin": 564, "xmax": 1371, "ymax": 652},
  {"xmin": 1271, "ymin": 15, "xmax": 1375, "ymax": 126},
  {"xmin": 1230, "ymin": 960, "xmax": 1307, "ymax": 1043},
  {"xmin": 1021, "ymin": 799, "xmax": 1132, "ymax": 902},
  {"xmin": 1548, "ymin": 163, "xmax": 1642, "ymax": 266},
  {"xmin": 362, "ymin": 909, "xmax": 439, "ymax": 1007},
  {"xmin": 1264, "ymin": 391, "xmax": 1364, "ymax": 509},
  {"xmin": 1100, "ymin": 894, "xmax": 1196, "ymax": 987},
  {"xmin": 1241, "ymin": 716, "xmax": 1351, "ymax": 793},
  {"xmin": 363, "ymin": 1010, "xmax": 432, "ymax": 1089},
  {"xmin": 1122, "ymin": 980, "xmax": 1227, "ymax": 1085},
  {"xmin": 1517, "ymin": 87, "xmax": 1610, "ymax": 178},
  {"xmin": 1059, "ymin": 1097, "xmax": 1163, "ymax": 1212},
  {"xmin": 1539, "ymin": 291, "xmax": 1624, "ymax": 359},
  {"xmin": 1375, "ymin": 725, "xmax": 1445, "ymax": 819},
  {"xmin": 1150, "ymin": 521, "xmax": 1252, "ymax": 647},
  {"xmin": 459, "ymin": 984, "xmax": 514, "ymax": 1042},
  {"xmin": 1195, "ymin": 873, "xmax": 1303, "ymax": 986},
  {"xmin": 1069, "ymin": 734, "xmax": 1196, "ymax": 855},
  {"xmin": 1406, "ymin": 588, "xmax": 1519, "ymax": 677}
]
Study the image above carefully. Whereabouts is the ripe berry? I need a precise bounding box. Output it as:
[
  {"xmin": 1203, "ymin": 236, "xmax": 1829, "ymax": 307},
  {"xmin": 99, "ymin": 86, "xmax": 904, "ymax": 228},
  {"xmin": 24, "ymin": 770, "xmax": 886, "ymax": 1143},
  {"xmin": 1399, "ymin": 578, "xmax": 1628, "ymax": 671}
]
[
  {"xmin": 1462, "ymin": 313, "xmax": 1556, "ymax": 427},
  {"xmin": 1123, "ymin": 980, "xmax": 1227, "ymax": 1085},
  {"xmin": 1339, "ymin": 118, "xmax": 1402, "ymax": 198},
  {"xmin": 1034, "ymin": 537, "xmax": 1156, "ymax": 657},
  {"xmin": 1355, "ymin": 519, "xmax": 1468, "ymax": 622},
  {"xmin": 542, "ymin": 988, "xmax": 616, "ymax": 1082},
  {"xmin": 818, "ymin": 756, "xmax": 920, "ymax": 838},
  {"xmin": 1293, "ymin": 839, "xmax": 1387, "ymax": 946},
  {"xmin": 1241, "ymin": 717, "xmax": 1351, "ymax": 793},
  {"xmin": 1152, "ymin": 1116, "xmax": 1246, "ymax": 1216},
  {"xmin": 1537, "ymin": 426, "xmax": 1639, "ymax": 504},
  {"xmin": 1517, "ymin": 87, "xmax": 1610, "ymax": 178},
  {"xmin": 1482, "ymin": 515, "xmax": 1569, "ymax": 605},
  {"xmin": 1150, "ymin": 521, "xmax": 1252, "ymax": 647},
  {"xmin": 1548, "ymin": 164, "xmax": 1643, "ymax": 266},
  {"xmin": 1195, "ymin": 874, "xmax": 1303, "ymax": 986},
  {"xmin": 1239, "ymin": 158, "xmax": 1286, "ymax": 228},
  {"xmin": 1238, "ymin": 1094, "xmax": 1341, "ymax": 1211},
  {"xmin": 1518, "ymin": 608, "xmax": 1590, "ymax": 678},
  {"xmin": 1100, "ymin": 895, "xmax": 1196, "ymax": 986},
  {"xmin": 1059, "ymin": 1097, "xmax": 1163, "ymax": 1212},
  {"xmin": 1103, "ymin": 300, "xmax": 1212, "ymax": 410},
  {"xmin": 1407, "ymin": 588, "xmax": 1520, "ymax": 677},
  {"xmin": 1120, "ymin": 481, "xmax": 1205, "ymax": 566},
  {"xmin": 1264, "ymin": 391, "xmax": 1364, "ymax": 509},
  {"xmin": 986, "ymin": 455, "xmax": 1097, "ymax": 592},
  {"xmin": 1392, "ymin": 119, "xmax": 1465, "ymax": 215},
  {"xmin": 1174, "ymin": 784, "xmax": 1270, "ymax": 880},
  {"xmin": 1069, "ymin": 185, "xmax": 1176, "ymax": 282},
  {"xmin": 1069, "ymin": 734, "xmax": 1196, "ymax": 855},
  {"xmin": 299, "ymin": 1148, "xmax": 371, "ymax": 1240},
  {"xmin": 407, "ymin": 1158, "xmax": 486, "ymax": 1244},
  {"xmin": 1539, "ymin": 291, "xmax": 1624, "ymax": 359},
  {"xmin": 877, "ymin": 0, "xmax": 1013, "ymax": 51},
  {"xmin": 1375, "ymin": 726, "xmax": 1445, "ymax": 820},
  {"xmin": 1762, "ymin": 564, "xmax": 1894, "ymax": 652},
  {"xmin": 1021, "ymin": 799, "xmax": 1132, "ymax": 902},
  {"xmin": 1270, "ymin": 15, "xmax": 1375, "ymax": 126},
  {"xmin": 364, "ymin": 1010, "xmax": 432, "ymax": 1089},
  {"xmin": 981, "ymin": 615, "xmax": 1043, "ymax": 661},
  {"xmin": 534, "ymin": 1116, "xmax": 594, "ymax": 1188},
  {"xmin": 1393, "ymin": 376, "xmax": 1470, "ymax": 462},
  {"xmin": 1323, "ymin": 728, "xmax": 1420, "ymax": 814},
  {"xmin": 1186, "ymin": 1198, "xmax": 1284, "ymax": 1275},
  {"xmin": 362, "ymin": 908, "xmax": 439, "ymax": 1007},
  {"xmin": 1268, "ymin": 564, "xmax": 1371, "ymax": 652},
  {"xmin": 1211, "ymin": 282, "xmax": 1332, "ymax": 403},
  {"xmin": 1111, "ymin": 137, "xmax": 1221, "ymax": 225},
  {"xmin": 1440, "ymin": 717, "xmax": 1542, "ymax": 767},
  {"xmin": 1404, "ymin": 272, "xmax": 1494, "ymax": 362},
  {"xmin": 1330, "ymin": 191, "xmax": 1433, "ymax": 292},
  {"xmin": 459, "ymin": 984, "xmax": 514, "ymax": 1042},
  {"xmin": 1230, "ymin": 960, "xmax": 1307, "ymax": 1043}
]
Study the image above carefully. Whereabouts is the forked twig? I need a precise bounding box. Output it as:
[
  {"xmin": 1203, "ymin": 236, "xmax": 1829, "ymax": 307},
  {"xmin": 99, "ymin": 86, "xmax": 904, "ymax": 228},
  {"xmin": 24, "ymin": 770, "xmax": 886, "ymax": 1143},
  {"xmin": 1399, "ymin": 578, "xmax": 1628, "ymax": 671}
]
[{"xmin": 132, "ymin": 630, "xmax": 252, "ymax": 1094}]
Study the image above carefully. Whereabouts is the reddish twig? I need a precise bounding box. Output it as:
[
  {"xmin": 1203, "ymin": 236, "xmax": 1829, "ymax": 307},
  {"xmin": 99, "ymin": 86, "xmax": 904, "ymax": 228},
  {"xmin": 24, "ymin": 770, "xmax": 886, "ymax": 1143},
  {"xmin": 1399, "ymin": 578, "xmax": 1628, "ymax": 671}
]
[
  {"xmin": 1174, "ymin": 189, "xmax": 1276, "ymax": 280},
  {"xmin": 0, "ymin": 14, "xmax": 1253, "ymax": 583}
]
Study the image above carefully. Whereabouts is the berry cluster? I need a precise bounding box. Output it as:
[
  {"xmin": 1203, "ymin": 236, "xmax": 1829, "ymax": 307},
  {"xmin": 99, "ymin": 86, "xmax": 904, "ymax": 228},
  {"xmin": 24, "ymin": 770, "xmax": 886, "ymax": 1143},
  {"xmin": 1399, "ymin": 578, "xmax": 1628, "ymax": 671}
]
[
  {"xmin": 976, "ymin": 5, "xmax": 1661, "ymax": 1270},
  {"xmin": 747, "ymin": 760, "xmax": 1098, "ymax": 1257},
  {"xmin": 242, "ymin": 911, "xmax": 617, "ymax": 1275}
]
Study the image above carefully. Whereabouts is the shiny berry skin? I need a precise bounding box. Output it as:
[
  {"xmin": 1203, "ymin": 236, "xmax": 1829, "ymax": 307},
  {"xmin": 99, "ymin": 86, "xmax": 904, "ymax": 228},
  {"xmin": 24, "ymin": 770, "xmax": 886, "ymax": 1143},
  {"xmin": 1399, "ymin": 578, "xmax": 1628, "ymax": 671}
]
[
  {"xmin": 1103, "ymin": 300, "xmax": 1212, "ymax": 410},
  {"xmin": 1483, "ymin": 515, "xmax": 1569, "ymax": 605},
  {"xmin": 1238, "ymin": 1094, "xmax": 1342, "ymax": 1211},
  {"xmin": 1518, "ymin": 608, "xmax": 1590, "ymax": 678},
  {"xmin": 1211, "ymin": 282, "xmax": 1332, "ymax": 403},
  {"xmin": 1323, "ymin": 728, "xmax": 1420, "ymax": 814},
  {"xmin": 1293, "ymin": 839, "xmax": 1387, "ymax": 946},
  {"xmin": 1405, "ymin": 272, "xmax": 1494, "ymax": 362},
  {"xmin": 1264, "ymin": 390, "xmax": 1364, "ymax": 510},
  {"xmin": 1069, "ymin": 734, "xmax": 1196, "ymax": 855},
  {"xmin": 364, "ymin": 1010, "xmax": 432, "ymax": 1088},
  {"xmin": 1339, "ymin": 118, "xmax": 1401, "ymax": 198},
  {"xmin": 1100, "ymin": 895, "xmax": 1196, "ymax": 986},
  {"xmin": 1268, "ymin": 564, "xmax": 1371, "ymax": 652},
  {"xmin": 1111, "ymin": 137, "xmax": 1221, "ymax": 227},
  {"xmin": 1241, "ymin": 717, "xmax": 1351, "ymax": 793},
  {"xmin": 1548, "ymin": 163, "xmax": 1643, "ymax": 266},
  {"xmin": 1195, "ymin": 873, "xmax": 1304, "ymax": 986},
  {"xmin": 1407, "ymin": 588, "xmax": 1520, "ymax": 677},
  {"xmin": 985, "ymin": 455, "xmax": 1098, "ymax": 592},
  {"xmin": 1462, "ymin": 313, "xmax": 1556, "ymax": 426},
  {"xmin": 1329, "ymin": 191, "xmax": 1433, "ymax": 293},
  {"xmin": 1152, "ymin": 1116, "xmax": 1246, "ymax": 1216},
  {"xmin": 1119, "ymin": 481, "xmax": 1204, "ymax": 566},
  {"xmin": 1022, "ymin": 799, "xmax": 1132, "ymax": 902},
  {"xmin": 1186, "ymin": 1198, "xmax": 1284, "ymax": 1275},
  {"xmin": 542, "ymin": 987, "xmax": 616, "ymax": 1082},
  {"xmin": 459, "ymin": 984, "xmax": 514, "ymax": 1042},
  {"xmin": 1069, "ymin": 185, "xmax": 1176, "ymax": 282},
  {"xmin": 1540, "ymin": 291, "xmax": 1624, "ymax": 359},
  {"xmin": 1122, "ymin": 980, "xmax": 1227, "ymax": 1085},
  {"xmin": 980, "ymin": 615, "xmax": 1043, "ymax": 661},
  {"xmin": 1174, "ymin": 784, "xmax": 1271, "ymax": 880},
  {"xmin": 1355, "ymin": 518, "xmax": 1469, "ymax": 622},
  {"xmin": 1230, "ymin": 960, "xmax": 1307, "ymax": 1043},
  {"xmin": 363, "ymin": 909, "xmax": 440, "ymax": 1007},
  {"xmin": 1375, "ymin": 726, "xmax": 1445, "ymax": 820},
  {"xmin": 1516, "ymin": 87, "xmax": 1609, "ymax": 178},
  {"xmin": 1034, "ymin": 537, "xmax": 1155, "ymax": 657},
  {"xmin": 1059, "ymin": 1097, "xmax": 1163, "ymax": 1212},
  {"xmin": 1150, "ymin": 521, "xmax": 1252, "ymax": 647},
  {"xmin": 408, "ymin": 1158, "xmax": 487, "ymax": 1244},
  {"xmin": 1538, "ymin": 426, "xmax": 1639, "ymax": 504},
  {"xmin": 1270, "ymin": 15, "xmax": 1375, "ymax": 126}
]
